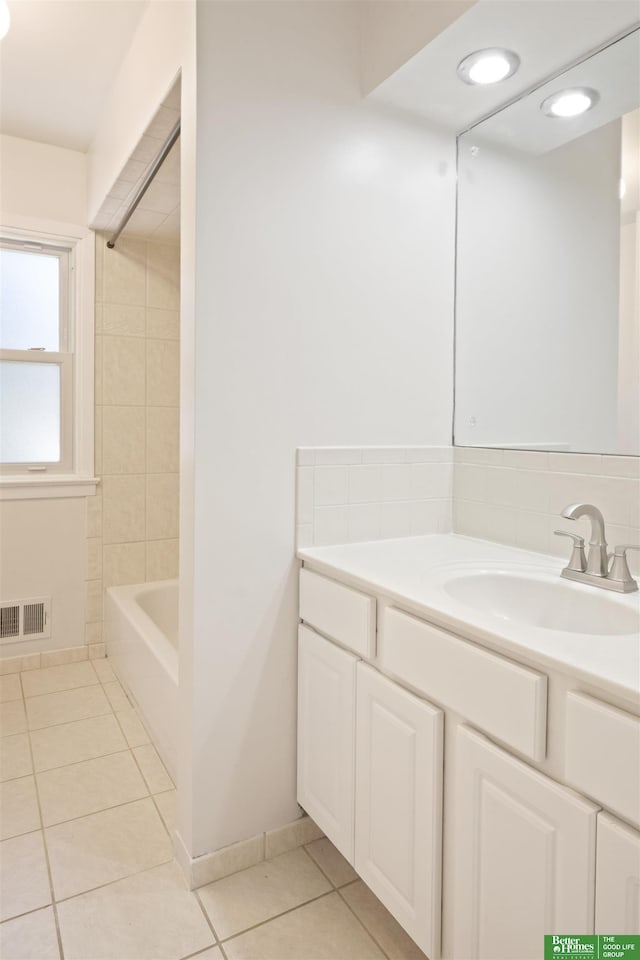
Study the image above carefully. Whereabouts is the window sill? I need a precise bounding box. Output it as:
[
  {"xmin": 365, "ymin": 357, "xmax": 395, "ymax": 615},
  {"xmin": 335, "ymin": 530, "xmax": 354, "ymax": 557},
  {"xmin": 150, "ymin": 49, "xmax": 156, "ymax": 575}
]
[{"xmin": 0, "ymin": 475, "xmax": 100, "ymax": 501}]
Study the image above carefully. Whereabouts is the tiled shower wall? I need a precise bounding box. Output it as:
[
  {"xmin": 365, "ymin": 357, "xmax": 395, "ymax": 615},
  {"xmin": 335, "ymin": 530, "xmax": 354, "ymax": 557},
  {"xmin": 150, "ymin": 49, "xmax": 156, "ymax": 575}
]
[{"xmin": 85, "ymin": 235, "xmax": 180, "ymax": 646}]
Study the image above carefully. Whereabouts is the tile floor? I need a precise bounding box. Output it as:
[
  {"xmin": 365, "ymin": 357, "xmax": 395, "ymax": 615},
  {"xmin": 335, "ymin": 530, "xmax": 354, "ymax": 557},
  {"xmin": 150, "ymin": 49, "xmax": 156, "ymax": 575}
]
[{"xmin": 0, "ymin": 659, "xmax": 426, "ymax": 960}]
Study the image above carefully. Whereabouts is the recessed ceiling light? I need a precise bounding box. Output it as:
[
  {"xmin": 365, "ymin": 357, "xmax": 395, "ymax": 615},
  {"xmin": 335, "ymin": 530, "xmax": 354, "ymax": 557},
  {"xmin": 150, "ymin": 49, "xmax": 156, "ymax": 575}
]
[
  {"xmin": 457, "ymin": 49, "xmax": 520, "ymax": 86},
  {"xmin": 540, "ymin": 87, "xmax": 599, "ymax": 118},
  {"xmin": 0, "ymin": 0, "xmax": 10, "ymax": 40}
]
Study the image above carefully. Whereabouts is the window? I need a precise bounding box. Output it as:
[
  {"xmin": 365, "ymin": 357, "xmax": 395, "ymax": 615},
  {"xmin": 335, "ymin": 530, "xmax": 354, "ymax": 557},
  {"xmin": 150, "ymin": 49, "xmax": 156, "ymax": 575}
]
[{"xmin": 0, "ymin": 238, "xmax": 73, "ymax": 474}]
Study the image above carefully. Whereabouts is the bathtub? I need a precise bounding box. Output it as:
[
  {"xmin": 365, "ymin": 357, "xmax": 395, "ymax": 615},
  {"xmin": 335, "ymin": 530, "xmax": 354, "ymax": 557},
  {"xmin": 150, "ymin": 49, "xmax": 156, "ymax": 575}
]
[{"xmin": 105, "ymin": 579, "xmax": 178, "ymax": 781}]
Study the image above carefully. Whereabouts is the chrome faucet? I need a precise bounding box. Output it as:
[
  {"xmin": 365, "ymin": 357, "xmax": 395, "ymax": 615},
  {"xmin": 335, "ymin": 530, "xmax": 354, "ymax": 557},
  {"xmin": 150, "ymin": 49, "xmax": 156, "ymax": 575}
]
[{"xmin": 554, "ymin": 502, "xmax": 639, "ymax": 593}]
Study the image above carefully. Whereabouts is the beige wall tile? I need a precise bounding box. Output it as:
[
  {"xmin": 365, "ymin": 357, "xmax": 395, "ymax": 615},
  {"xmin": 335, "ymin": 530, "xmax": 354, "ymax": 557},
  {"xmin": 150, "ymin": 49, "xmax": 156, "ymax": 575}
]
[
  {"xmin": 85, "ymin": 579, "xmax": 103, "ymax": 623},
  {"xmin": 147, "ymin": 339, "xmax": 179, "ymax": 406},
  {"xmin": 94, "ymin": 407, "xmax": 103, "ymax": 474},
  {"xmin": 31, "ymin": 714, "xmax": 126, "ymax": 773},
  {"xmin": 146, "ymin": 474, "xmax": 179, "ymax": 541},
  {"xmin": 103, "ymin": 542, "xmax": 146, "ymax": 588},
  {"xmin": 147, "ymin": 243, "xmax": 180, "ymax": 310},
  {"xmin": 0, "ymin": 906, "xmax": 60, "ymax": 959},
  {"xmin": 86, "ymin": 537, "xmax": 102, "ymax": 580},
  {"xmin": 102, "ymin": 405, "xmax": 146, "ymax": 474},
  {"xmin": 0, "ymin": 832, "xmax": 51, "ymax": 922},
  {"xmin": 0, "ymin": 653, "xmax": 41, "ymax": 676},
  {"xmin": 265, "ymin": 816, "xmax": 323, "ymax": 859},
  {"xmin": 102, "ymin": 475, "xmax": 146, "ymax": 544},
  {"xmin": 146, "ymin": 539, "xmax": 178, "ymax": 581},
  {"xmin": 147, "ymin": 308, "xmax": 179, "ymax": 340},
  {"xmin": 0, "ymin": 775, "xmax": 41, "ymax": 840},
  {"xmin": 103, "ymin": 303, "xmax": 146, "ymax": 337},
  {"xmin": 94, "ymin": 334, "xmax": 103, "ymax": 401},
  {"xmin": 147, "ymin": 407, "xmax": 179, "ymax": 473},
  {"xmin": 46, "ymin": 797, "xmax": 172, "ymax": 900},
  {"xmin": 95, "ymin": 302, "xmax": 104, "ymax": 333},
  {"xmin": 86, "ymin": 494, "xmax": 102, "ymax": 539},
  {"xmin": 103, "ymin": 336, "xmax": 146, "ymax": 405},
  {"xmin": 103, "ymin": 238, "xmax": 146, "ymax": 306},
  {"xmin": 88, "ymin": 641, "xmax": 107, "ymax": 660},
  {"xmin": 85, "ymin": 622, "xmax": 103, "ymax": 646},
  {"xmin": 41, "ymin": 647, "xmax": 89, "ymax": 669},
  {"xmin": 37, "ymin": 750, "xmax": 148, "ymax": 826}
]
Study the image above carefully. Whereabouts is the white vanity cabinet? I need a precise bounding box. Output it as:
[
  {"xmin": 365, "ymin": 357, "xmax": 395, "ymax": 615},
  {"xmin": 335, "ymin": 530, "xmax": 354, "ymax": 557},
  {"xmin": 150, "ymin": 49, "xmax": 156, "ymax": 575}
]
[
  {"xmin": 453, "ymin": 725, "xmax": 598, "ymax": 960},
  {"xmin": 595, "ymin": 813, "xmax": 640, "ymax": 933},
  {"xmin": 297, "ymin": 624, "xmax": 357, "ymax": 862},
  {"xmin": 356, "ymin": 663, "xmax": 443, "ymax": 958}
]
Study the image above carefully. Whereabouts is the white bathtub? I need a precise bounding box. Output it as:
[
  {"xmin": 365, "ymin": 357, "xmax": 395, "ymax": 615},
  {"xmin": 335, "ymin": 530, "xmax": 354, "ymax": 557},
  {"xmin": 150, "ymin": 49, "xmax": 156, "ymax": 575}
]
[{"xmin": 105, "ymin": 579, "xmax": 178, "ymax": 781}]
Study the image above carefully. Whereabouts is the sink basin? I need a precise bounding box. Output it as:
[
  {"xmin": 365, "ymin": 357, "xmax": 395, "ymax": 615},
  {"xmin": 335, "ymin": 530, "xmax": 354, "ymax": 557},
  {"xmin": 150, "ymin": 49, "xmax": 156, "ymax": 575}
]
[{"xmin": 442, "ymin": 570, "xmax": 640, "ymax": 636}]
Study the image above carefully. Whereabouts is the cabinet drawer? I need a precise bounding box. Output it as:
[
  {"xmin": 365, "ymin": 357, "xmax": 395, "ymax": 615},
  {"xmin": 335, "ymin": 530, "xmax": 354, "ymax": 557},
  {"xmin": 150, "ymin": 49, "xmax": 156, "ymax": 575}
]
[
  {"xmin": 379, "ymin": 607, "xmax": 547, "ymax": 761},
  {"xmin": 299, "ymin": 568, "xmax": 376, "ymax": 658},
  {"xmin": 566, "ymin": 692, "xmax": 640, "ymax": 827}
]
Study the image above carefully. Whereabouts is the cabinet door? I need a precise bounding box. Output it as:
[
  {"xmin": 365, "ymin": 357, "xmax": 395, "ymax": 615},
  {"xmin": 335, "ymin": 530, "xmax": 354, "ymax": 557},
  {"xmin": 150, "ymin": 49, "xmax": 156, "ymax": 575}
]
[
  {"xmin": 355, "ymin": 662, "xmax": 443, "ymax": 959},
  {"xmin": 297, "ymin": 624, "xmax": 357, "ymax": 863},
  {"xmin": 596, "ymin": 813, "xmax": 640, "ymax": 933},
  {"xmin": 454, "ymin": 725, "xmax": 598, "ymax": 960}
]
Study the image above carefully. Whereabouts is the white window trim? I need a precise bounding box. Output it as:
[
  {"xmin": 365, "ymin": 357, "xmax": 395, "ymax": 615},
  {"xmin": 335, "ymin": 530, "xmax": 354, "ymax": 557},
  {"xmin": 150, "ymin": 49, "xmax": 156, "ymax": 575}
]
[{"xmin": 0, "ymin": 218, "xmax": 98, "ymax": 500}]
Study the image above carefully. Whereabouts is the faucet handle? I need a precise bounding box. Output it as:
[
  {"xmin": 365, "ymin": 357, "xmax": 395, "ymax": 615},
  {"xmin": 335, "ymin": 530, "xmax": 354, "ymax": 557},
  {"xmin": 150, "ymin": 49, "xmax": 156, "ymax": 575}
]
[
  {"xmin": 554, "ymin": 530, "xmax": 587, "ymax": 572},
  {"xmin": 608, "ymin": 544, "xmax": 640, "ymax": 587}
]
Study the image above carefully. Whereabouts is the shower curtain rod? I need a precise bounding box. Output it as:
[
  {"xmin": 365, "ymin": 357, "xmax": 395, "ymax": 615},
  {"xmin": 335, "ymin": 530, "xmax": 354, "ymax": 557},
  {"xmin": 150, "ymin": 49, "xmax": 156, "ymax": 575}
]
[{"xmin": 106, "ymin": 119, "xmax": 181, "ymax": 249}]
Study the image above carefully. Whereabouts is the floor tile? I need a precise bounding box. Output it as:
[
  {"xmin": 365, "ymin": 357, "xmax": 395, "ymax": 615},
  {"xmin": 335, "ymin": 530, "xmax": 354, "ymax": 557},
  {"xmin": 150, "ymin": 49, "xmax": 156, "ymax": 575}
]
[
  {"xmin": 223, "ymin": 891, "xmax": 385, "ymax": 959},
  {"xmin": 187, "ymin": 949, "xmax": 222, "ymax": 960},
  {"xmin": 56, "ymin": 862, "xmax": 215, "ymax": 960},
  {"xmin": 102, "ymin": 680, "xmax": 130, "ymax": 712},
  {"xmin": 37, "ymin": 750, "xmax": 148, "ymax": 826},
  {"xmin": 133, "ymin": 743, "xmax": 173, "ymax": 793},
  {"xmin": 21, "ymin": 662, "xmax": 98, "ymax": 699},
  {"xmin": 305, "ymin": 837, "xmax": 358, "ymax": 887},
  {"xmin": 30, "ymin": 714, "xmax": 127, "ymax": 773},
  {"xmin": 0, "ymin": 775, "xmax": 41, "ymax": 840},
  {"xmin": 0, "ymin": 906, "xmax": 60, "ymax": 959},
  {"xmin": 0, "ymin": 733, "xmax": 32, "ymax": 782},
  {"xmin": 0, "ymin": 674, "xmax": 22, "ymax": 704},
  {"xmin": 0, "ymin": 700, "xmax": 27, "ymax": 736},
  {"xmin": 116, "ymin": 707, "xmax": 150, "ymax": 747},
  {"xmin": 92, "ymin": 659, "xmax": 116, "ymax": 684},
  {"xmin": 340, "ymin": 881, "xmax": 427, "ymax": 959},
  {"xmin": 154, "ymin": 789, "xmax": 177, "ymax": 835},
  {"xmin": 0, "ymin": 831, "xmax": 51, "ymax": 921},
  {"xmin": 198, "ymin": 847, "xmax": 332, "ymax": 941},
  {"xmin": 46, "ymin": 797, "xmax": 172, "ymax": 900},
  {"xmin": 26, "ymin": 685, "xmax": 111, "ymax": 730}
]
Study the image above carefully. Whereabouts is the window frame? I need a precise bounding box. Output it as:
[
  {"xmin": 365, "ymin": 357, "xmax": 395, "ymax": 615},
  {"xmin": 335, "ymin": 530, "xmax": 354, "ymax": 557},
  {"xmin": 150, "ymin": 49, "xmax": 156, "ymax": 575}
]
[{"xmin": 0, "ymin": 221, "xmax": 97, "ymax": 500}]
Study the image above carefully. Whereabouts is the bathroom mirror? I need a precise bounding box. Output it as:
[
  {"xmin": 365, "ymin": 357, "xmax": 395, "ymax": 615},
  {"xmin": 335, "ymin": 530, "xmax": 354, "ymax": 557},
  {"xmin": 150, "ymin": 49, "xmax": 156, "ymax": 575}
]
[{"xmin": 454, "ymin": 28, "xmax": 640, "ymax": 456}]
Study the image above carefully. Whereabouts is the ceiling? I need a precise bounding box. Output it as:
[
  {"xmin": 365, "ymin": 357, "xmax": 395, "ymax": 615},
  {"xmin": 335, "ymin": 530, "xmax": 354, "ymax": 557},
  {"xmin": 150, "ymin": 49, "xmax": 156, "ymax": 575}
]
[
  {"xmin": 370, "ymin": 0, "xmax": 640, "ymax": 133},
  {"xmin": 0, "ymin": 0, "xmax": 148, "ymax": 151}
]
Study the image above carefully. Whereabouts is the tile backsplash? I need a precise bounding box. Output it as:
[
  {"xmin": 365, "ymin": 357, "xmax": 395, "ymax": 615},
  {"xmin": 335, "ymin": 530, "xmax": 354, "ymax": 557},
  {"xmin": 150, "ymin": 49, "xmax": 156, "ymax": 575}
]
[
  {"xmin": 296, "ymin": 447, "xmax": 453, "ymax": 547},
  {"xmin": 453, "ymin": 447, "xmax": 640, "ymax": 575},
  {"xmin": 296, "ymin": 445, "xmax": 640, "ymax": 575}
]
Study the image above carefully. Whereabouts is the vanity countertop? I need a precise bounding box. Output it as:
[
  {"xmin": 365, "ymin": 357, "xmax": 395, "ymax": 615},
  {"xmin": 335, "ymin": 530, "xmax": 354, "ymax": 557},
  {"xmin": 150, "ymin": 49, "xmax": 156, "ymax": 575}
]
[{"xmin": 298, "ymin": 534, "xmax": 640, "ymax": 706}]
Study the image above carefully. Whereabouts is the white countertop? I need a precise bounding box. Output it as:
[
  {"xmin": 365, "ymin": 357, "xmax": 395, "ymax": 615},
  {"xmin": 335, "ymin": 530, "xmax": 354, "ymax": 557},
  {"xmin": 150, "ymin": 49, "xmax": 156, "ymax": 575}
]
[{"xmin": 298, "ymin": 534, "xmax": 640, "ymax": 705}]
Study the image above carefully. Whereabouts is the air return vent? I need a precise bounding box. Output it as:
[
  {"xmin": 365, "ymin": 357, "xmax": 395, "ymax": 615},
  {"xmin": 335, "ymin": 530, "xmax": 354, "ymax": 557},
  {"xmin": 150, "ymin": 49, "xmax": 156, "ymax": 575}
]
[{"xmin": 0, "ymin": 598, "xmax": 51, "ymax": 643}]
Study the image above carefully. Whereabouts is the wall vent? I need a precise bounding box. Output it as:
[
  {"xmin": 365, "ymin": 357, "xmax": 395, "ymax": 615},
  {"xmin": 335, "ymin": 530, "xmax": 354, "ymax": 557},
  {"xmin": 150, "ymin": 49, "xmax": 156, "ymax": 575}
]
[{"xmin": 0, "ymin": 598, "xmax": 51, "ymax": 643}]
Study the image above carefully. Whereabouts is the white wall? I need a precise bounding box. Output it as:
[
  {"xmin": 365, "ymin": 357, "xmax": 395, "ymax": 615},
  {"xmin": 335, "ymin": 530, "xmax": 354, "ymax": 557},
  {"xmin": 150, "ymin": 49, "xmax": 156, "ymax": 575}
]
[
  {"xmin": 455, "ymin": 121, "xmax": 622, "ymax": 453},
  {"xmin": 182, "ymin": 0, "xmax": 455, "ymax": 858},
  {"xmin": 0, "ymin": 134, "xmax": 87, "ymax": 228},
  {"xmin": 0, "ymin": 135, "xmax": 90, "ymax": 654},
  {"xmin": 618, "ymin": 216, "xmax": 640, "ymax": 454}
]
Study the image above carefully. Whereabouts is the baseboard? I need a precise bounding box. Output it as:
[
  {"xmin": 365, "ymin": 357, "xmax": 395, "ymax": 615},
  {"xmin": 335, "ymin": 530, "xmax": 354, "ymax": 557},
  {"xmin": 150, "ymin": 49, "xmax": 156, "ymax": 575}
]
[
  {"xmin": 0, "ymin": 642, "xmax": 106, "ymax": 674},
  {"xmin": 173, "ymin": 813, "xmax": 324, "ymax": 890}
]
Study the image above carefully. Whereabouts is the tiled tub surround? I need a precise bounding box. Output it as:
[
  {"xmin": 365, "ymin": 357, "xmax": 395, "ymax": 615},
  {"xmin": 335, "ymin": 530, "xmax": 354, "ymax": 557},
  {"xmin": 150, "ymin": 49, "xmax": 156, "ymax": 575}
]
[
  {"xmin": 296, "ymin": 447, "xmax": 453, "ymax": 548},
  {"xmin": 87, "ymin": 234, "xmax": 180, "ymax": 648},
  {"xmin": 0, "ymin": 661, "xmax": 424, "ymax": 960},
  {"xmin": 453, "ymin": 447, "xmax": 640, "ymax": 575}
]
